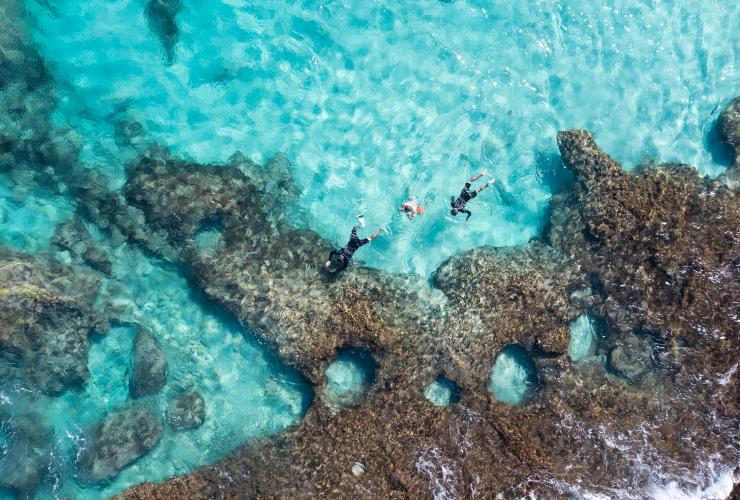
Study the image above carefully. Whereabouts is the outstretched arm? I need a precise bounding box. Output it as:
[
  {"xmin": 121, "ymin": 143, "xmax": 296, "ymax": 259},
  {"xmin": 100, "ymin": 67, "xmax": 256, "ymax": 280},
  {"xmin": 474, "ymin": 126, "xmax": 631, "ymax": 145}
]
[
  {"xmin": 468, "ymin": 171, "xmax": 485, "ymax": 183},
  {"xmin": 475, "ymin": 178, "xmax": 495, "ymax": 194},
  {"xmin": 368, "ymin": 228, "xmax": 382, "ymax": 241}
]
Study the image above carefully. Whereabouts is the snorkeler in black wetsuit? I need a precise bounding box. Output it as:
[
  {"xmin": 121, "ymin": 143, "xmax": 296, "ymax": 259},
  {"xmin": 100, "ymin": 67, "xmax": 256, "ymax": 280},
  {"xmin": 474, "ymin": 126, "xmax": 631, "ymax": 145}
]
[
  {"xmin": 325, "ymin": 220, "xmax": 382, "ymax": 273},
  {"xmin": 450, "ymin": 172, "xmax": 495, "ymax": 221}
]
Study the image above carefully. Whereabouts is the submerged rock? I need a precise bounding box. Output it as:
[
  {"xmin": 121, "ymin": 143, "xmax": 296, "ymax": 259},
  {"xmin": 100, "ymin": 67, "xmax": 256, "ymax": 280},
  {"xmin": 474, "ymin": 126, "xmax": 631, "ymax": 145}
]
[
  {"xmin": 0, "ymin": 249, "xmax": 102, "ymax": 394},
  {"xmin": 53, "ymin": 219, "xmax": 112, "ymax": 275},
  {"xmin": 167, "ymin": 390, "xmax": 206, "ymax": 431},
  {"xmin": 0, "ymin": 410, "xmax": 53, "ymax": 495},
  {"xmin": 606, "ymin": 334, "xmax": 654, "ymax": 384},
  {"xmin": 718, "ymin": 96, "xmax": 740, "ymax": 188},
  {"xmin": 488, "ymin": 345, "xmax": 538, "ymax": 405},
  {"xmin": 130, "ymin": 327, "xmax": 168, "ymax": 398},
  {"xmin": 568, "ymin": 313, "xmax": 599, "ymax": 362},
  {"xmin": 144, "ymin": 0, "xmax": 182, "ymax": 64},
  {"xmin": 77, "ymin": 406, "xmax": 163, "ymax": 483}
]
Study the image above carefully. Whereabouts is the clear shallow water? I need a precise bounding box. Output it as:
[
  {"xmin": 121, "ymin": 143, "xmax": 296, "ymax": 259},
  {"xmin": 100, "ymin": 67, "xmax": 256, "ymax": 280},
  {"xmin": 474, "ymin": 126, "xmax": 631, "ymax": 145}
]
[
  {"xmin": 27, "ymin": 0, "xmax": 738, "ymax": 276},
  {"xmin": 489, "ymin": 345, "xmax": 537, "ymax": 405},
  {"xmin": 0, "ymin": 218, "xmax": 310, "ymax": 498},
  {"xmin": 322, "ymin": 348, "xmax": 375, "ymax": 409},
  {"xmin": 0, "ymin": 175, "xmax": 74, "ymax": 252}
]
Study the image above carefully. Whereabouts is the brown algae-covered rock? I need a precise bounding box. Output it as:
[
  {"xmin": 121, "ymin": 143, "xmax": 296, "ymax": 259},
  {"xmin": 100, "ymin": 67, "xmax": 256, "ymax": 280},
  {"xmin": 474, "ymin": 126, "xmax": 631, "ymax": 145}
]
[
  {"xmin": 117, "ymin": 130, "xmax": 739, "ymax": 499},
  {"xmin": 78, "ymin": 406, "xmax": 163, "ymax": 483},
  {"xmin": 0, "ymin": 248, "xmax": 103, "ymax": 394}
]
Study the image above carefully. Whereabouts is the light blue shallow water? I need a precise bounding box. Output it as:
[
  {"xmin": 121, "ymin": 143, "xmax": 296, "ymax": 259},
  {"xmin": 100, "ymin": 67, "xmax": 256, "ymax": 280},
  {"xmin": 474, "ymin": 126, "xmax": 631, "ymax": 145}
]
[
  {"xmin": 489, "ymin": 345, "xmax": 538, "ymax": 405},
  {"xmin": 28, "ymin": 0, "xmax": 739, "ymax": 276},
  {"xmin": 0, "ymin": 225, "xmax": 310, "ymax": 498},
  {"xmin": 1, "ymin": 0, "xmax": 738, "ymax": 497}
]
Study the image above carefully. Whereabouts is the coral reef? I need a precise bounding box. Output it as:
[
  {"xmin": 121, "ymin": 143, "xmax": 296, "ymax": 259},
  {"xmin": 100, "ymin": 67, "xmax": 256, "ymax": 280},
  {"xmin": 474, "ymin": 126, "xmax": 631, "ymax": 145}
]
[
  {"xmin": 0, "ymin": 248, "xmax": 104, "ymax": 394},
  {"xmin": 167, "ymin": 390, "xmax": 206, "ymax": 431},
  {"xmin": 118, "ymin": 130, "xmax": 739, "ymax": 499},
  {"xmin": 130, "ymin": 327, "xmax": 168, "ymax": 398},
  {"xmin": 78, "ymin": 406, "xmax": 163, "ymax": 484}
]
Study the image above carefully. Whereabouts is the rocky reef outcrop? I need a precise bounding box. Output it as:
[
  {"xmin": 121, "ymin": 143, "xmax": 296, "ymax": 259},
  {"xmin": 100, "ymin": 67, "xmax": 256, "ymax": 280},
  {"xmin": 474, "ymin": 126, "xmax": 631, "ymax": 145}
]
[
  {"xmin": 78, "ymin": 406, "xmax": 163, "ymax": 484},
  {"xmin": 553, "ymin": 129, "xmax": 738, "ymax": 371},
  {"xmin": 167, "ymin": 390, "xmax": 205, "ymax": 431},
  {"xmin": 431, "ymin": 241, "xmax": 582, "ymax": 388},
  {"xmin": 130, "ymin": 327, "xmax": 168, "ymax": 398},
  {"xmin": 119, "ymin": 129, "xmax": 739, "ymax": 499},
  {"xmin": 122, "ymin": 155, "xmax": 436, "ymax": 383},
  {"xmin": 719, "ymin": 97, "xmax": 740, "ymax": 188},
  {"xmin": 0, "ymin": 249, "xmax": 104, "ymax": 394}
]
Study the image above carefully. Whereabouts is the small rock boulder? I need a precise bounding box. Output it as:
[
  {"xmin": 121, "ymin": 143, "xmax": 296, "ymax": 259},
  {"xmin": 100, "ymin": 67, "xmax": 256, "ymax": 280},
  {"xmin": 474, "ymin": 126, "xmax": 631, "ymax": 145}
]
[
  {"xmin": 77, "ymin": 406, "xmax": 163, "ymax": 483},
  {"xmin": 719, "ymin": 96, "xmax": 740, "ymax": 150},
  {"xmin": 167, "ymin": 390, "xmax": 206, "ymax": 431},
  {"xmin": 130, "ymin": 328, "xmax": 168, "ymax": 398}
]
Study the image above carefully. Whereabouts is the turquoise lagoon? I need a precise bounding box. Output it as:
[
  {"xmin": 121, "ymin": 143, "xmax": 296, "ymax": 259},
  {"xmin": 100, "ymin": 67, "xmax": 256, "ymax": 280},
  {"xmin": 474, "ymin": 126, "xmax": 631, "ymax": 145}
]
[{"xmin": 0, "ymin": 0, "xmax": 737, "ymax": 498}]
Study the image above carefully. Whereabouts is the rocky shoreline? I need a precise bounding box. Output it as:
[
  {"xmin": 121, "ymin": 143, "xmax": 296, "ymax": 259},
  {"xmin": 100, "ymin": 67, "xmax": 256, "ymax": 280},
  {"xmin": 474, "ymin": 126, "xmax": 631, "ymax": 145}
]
[{"xmin": 118, "ymin": 128, "xmax": 738, "ymax": 498}]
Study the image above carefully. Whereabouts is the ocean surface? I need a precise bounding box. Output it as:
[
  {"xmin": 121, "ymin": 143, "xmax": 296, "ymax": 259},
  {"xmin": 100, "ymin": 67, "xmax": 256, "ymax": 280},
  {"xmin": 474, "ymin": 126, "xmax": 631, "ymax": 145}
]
[{"xmin": 0, "ymin": 0, "xmax": 737, "ymax": 498}]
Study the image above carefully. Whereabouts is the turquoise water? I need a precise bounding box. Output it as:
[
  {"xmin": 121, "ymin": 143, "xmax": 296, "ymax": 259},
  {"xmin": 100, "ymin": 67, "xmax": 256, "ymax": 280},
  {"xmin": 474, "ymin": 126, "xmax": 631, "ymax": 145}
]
[
  {"xmin": 0, "ymin": 231, "xmax": 310, "ymax": 498},
  {"xmin": 568, "ymin": 313, "xmax": 600, "ymax": 362},
  {"xmin": 0, "ymin": 175, "xmax": 74, "ymax": 252},
  {"xmin": 489, "ymin": 345, "xmax": 538, "ymax": 405},
  {"xmin": 27, "ymin": 0, "xmax": 738, "ymax": 276},
  {"xmin": 423, "ymin": 376, "xmax": 459, "ymax": 407},
  {"xmin": 1, "ymin": 0, "xmax": 738, "ymax": 497},
  {"xmin": 322, "ymin": 348, "xmax": 376, "ymax": 409}
]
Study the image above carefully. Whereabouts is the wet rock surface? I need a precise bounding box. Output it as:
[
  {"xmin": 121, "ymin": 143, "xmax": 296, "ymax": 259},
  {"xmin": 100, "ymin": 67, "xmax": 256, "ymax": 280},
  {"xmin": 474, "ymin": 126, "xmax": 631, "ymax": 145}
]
[
  {"xmin": 130, "ymin": 327, "xmax": 168, "ymax": 398},
  {"xmin": 122, "ymin": 155, "xmax": 437, "ymax": 383},
  {"xmin": 117, "ymin": 130, "xmax": 739, "ymax": 499},
  {"xmin": 431, "ymin": 241, "xmax": 582, "ymax": 387},
  {"xmin": 78, "ymin": 406, "xmax": 164, "ymax": 484},
  {"xmin": 167, "ymin": 390, "xmax": 205, "ymax": 431},
  {"xmin": 719, "ymin": 97, "xmax": 740, "ymax": 188},
  {"xmin": 0, "ymin": 248, "xmax": 103, "ymax": 394}
]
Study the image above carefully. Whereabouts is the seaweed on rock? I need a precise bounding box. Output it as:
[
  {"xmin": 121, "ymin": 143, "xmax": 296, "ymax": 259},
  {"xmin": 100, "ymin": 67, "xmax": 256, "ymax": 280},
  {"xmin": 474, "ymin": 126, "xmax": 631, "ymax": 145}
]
[
  {"xmin": 78, "ymin": 406, "xmax": 164, "ymax": 484},
  {"xmin": 0, "ymin": 248, "xmax": 105, "ymax": 395},
  {"xmin": 719, "ymin": 97, "xmax": 740, "ymax": 188},
  {"xmin": 129, "ymin": 327, "xmax": 168, "ymax": 398}
]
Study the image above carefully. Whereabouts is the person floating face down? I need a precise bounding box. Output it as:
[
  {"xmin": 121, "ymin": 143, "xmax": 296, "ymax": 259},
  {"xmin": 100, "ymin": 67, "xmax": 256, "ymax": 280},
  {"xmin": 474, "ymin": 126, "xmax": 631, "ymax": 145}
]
[
  {"xmin": 325, "ymin": 218, "xmax": 382, "ymax": 273},
  {"xmin": 399, "ymin": 187, "xmax": 428, "ymax": 220},
  {"xmin": 450, "ymin": 172, "xmax": 495, "ymax": 221}
]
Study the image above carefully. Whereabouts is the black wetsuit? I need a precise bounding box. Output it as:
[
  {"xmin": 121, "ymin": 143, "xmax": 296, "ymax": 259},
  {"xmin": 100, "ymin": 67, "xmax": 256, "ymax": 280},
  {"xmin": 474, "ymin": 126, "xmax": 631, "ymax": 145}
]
[
  {"xmin": 328, "ymin": 226, "xmax": 369, "ymax": 272},
  {"xmin": 451, "ymin": 182, "xmax": 477, "ymax": 221}
]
